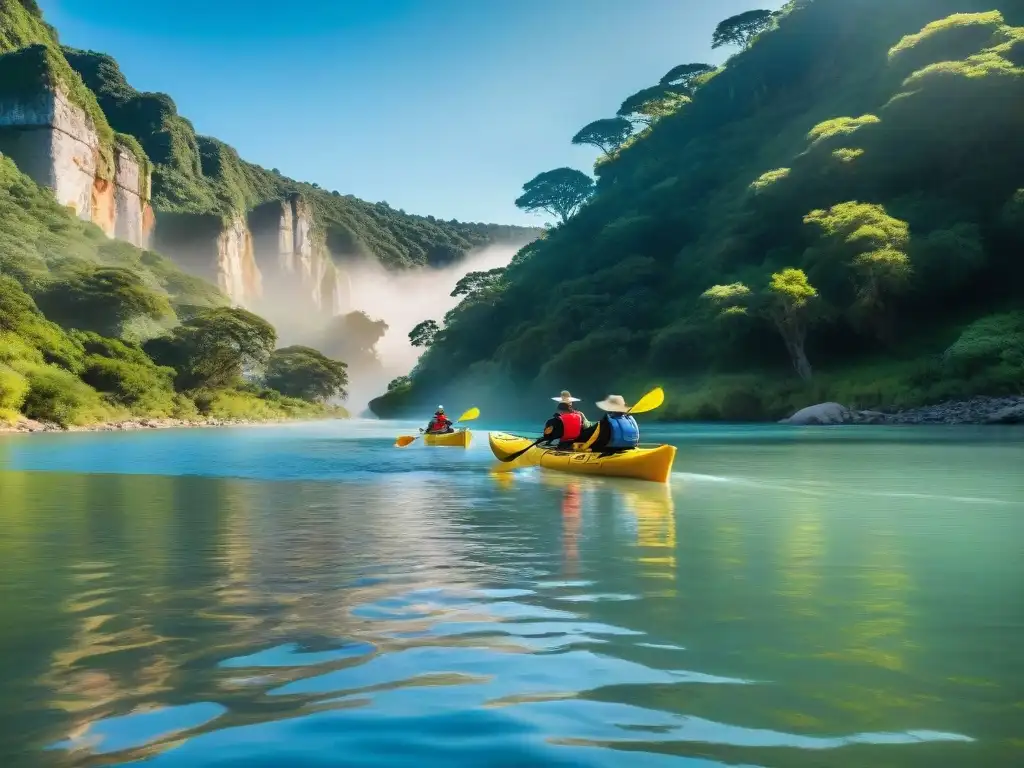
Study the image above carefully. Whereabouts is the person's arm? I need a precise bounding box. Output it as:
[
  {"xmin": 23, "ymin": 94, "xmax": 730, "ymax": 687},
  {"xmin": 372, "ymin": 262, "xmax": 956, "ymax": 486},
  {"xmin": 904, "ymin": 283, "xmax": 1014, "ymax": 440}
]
[
  {"xmin": 578, "ymin": 411, "xmax": 591, "ymax": 428},
  {"xmin": 540, "ymin": 417, "xmax": 560, "ymax": 444},
  {"xmin": 579, "ymin": 417, "xmax": 604, "ymax": 451}
]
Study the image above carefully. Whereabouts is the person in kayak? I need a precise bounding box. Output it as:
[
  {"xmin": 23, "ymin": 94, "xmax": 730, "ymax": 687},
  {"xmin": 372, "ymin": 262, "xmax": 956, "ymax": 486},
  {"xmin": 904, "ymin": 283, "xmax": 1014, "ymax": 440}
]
[
  {"xmin": 575, "ymin": 394, "xmax": 639, "ymax": 454},
  {"xmin": 424, "ymin": 406, "xmax": 455, "ymax": 434},
  {"xmin": 540, "ymin": 391, "xmax": 590, "ymax": 450}
]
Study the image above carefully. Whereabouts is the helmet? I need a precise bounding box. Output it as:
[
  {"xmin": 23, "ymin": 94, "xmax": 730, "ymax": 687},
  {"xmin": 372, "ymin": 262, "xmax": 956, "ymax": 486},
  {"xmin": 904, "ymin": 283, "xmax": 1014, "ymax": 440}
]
[{"xmin": 436, "ymin": 405, "xmax": 444, "ymax": 412}]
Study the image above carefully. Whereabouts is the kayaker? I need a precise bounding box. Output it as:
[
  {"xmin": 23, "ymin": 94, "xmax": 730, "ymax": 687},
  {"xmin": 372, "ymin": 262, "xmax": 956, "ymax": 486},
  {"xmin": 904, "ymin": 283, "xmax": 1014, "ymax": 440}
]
[
  {"xmin": 424, "ymin": 406, "xmax": 454, "ymax": 434},
  {"xmin": 540, "ymin": 391, "xmax": 590, "ymax": 450},
  {"xmin": 576, "ymin": 394, "xmax": 639, "ymax": 454}
]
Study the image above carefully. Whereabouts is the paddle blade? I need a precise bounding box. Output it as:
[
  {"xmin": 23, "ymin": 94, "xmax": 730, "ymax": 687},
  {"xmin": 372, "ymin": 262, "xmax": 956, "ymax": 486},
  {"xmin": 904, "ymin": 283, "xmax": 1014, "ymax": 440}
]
[
  {"xmin": 395, "ymin": 435, "xmax": 418, "ymax": 447},
  {"xmin": 629, "ymin": 387, "xmax": 665, "ymax": 414},
  {"xmin": 457, "ymin": 407, "xmax": 480, "ymax": 423}
]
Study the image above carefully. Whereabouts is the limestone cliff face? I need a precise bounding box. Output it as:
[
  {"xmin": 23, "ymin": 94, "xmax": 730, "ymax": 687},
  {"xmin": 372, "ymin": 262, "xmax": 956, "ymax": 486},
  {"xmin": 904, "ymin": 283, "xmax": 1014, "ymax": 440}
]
[
  {"xmin": 0, "ymin": 87, "xmax": 151, "ymax": 247},
  {"xmin": 249, "ymin": 194, "xmax": 350, "ymax": 319},
  {"xmin": 152, "ymin": 212, "xmax": 262, "ymax": 308},
  {"xmin": 217, "ymin": 214, "xmax": 262, "ymax": 307},
  {"xmin": 113, "ymin": 145, "xmax": 153, "ymax": 247}
]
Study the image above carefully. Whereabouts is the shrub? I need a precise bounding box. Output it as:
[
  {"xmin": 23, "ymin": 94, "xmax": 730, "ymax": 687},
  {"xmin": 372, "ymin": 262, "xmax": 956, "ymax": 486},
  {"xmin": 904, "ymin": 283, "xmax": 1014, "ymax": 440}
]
[
  {"xmin": 21, "ymin": 364, "xmax": 117, "ymax": 426},
  {"xmin": 0, "ymin": 364, "xmax": 29, "ymax": 412}
]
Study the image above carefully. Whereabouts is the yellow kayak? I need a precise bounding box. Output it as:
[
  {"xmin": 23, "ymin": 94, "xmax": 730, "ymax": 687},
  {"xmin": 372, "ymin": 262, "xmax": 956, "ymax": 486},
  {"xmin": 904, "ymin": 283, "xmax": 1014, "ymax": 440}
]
[
  {"xmin": 488, "ymin": 432, "xmax": 676, "ymax": 484},
  {"xmin": 423, "ymin": 429, "xmax": 472, "ymax": 448}
]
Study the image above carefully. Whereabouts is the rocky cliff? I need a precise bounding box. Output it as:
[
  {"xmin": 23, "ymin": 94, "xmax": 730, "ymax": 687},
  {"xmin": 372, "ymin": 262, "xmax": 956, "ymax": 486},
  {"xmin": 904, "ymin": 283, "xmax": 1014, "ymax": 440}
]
[
  {"xmin": 249, "ymin": 194, "xmax": 351, "ymax": 321},
  {"xmin": 1, "ymin": 2, "xmax": 541, "ymax": 318},
  {"xmin": 152, "ymin": 211, "xmax": 261, "ymax": 308},
  {"xmin": 0, "ymin": 45, "xmax": 152, "ymax": 248}
]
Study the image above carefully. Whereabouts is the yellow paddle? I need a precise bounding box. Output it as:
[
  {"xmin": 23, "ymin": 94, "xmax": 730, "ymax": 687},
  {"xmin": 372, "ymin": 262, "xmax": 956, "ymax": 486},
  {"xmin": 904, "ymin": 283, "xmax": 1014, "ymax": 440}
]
[
  {"xmin": 395, "ymin": 407, "xmax": 480, "ymax": 447},
  {"xmin": 496, "ymin": 387, "xmax": 665, "ymax": 463}
]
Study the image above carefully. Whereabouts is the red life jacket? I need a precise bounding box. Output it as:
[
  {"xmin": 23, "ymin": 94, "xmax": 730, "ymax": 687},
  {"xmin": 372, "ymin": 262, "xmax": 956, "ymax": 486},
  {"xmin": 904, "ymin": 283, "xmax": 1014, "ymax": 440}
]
[
  {"xmin": 557, "ymin": 411, "xmax": 583, "ymax": 441},
  {"xmin": 429, "ymin": 415, "xmax": 449, "ymax": 432}
]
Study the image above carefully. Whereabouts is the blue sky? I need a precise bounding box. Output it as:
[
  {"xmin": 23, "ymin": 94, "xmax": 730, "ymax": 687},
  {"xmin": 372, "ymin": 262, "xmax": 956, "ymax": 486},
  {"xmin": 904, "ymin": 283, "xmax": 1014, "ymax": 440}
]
[{"xmin": 40, "ymin": 0, "xmax": 782, "ymax": 226}]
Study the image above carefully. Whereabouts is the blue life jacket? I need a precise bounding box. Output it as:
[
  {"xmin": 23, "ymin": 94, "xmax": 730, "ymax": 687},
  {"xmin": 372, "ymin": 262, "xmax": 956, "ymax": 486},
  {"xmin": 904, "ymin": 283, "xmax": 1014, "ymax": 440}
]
[{"xmin": 606, "ymin": 414, "xmax": 639, "ymax": 449}]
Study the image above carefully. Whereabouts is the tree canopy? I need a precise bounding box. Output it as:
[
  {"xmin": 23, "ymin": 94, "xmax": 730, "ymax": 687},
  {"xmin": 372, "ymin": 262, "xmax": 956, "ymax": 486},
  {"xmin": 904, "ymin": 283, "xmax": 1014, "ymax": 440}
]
[
  {"xmin": 514, "ymin": 168, "xmax": 595, "ymax": 223},
  {"xmin": 617, "ymin": 86, "xmax": 690, "ymax": 126},
  {"xmin": 659, "ymin": 62, "xmax": 715, "ymax": 91},
  {"xmin": 571, "ymin": 117, "xmax": 634, "ymax": 156},
  {"xmin": 409, "ymin": 319, "xmax": 440, "ymax": 348},
  {"xmin": 711, "ymin": 9, "xmax": 776, "ymax": 50},
  {"xmin": 144, "ymin": 306, "xmax": 277, "ymax": 390},
  {"xmin": 265, "ymin": 345, "xmax": 348, "ymax": 402},
  {"xmin": 34, "ymin": 266, "xmax": 172, "ymax": 338}
]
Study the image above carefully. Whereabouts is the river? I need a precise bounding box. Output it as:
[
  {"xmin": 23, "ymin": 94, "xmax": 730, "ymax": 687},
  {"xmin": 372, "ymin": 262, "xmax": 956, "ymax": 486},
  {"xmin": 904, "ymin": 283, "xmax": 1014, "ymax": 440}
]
[{"xmin": 1, "ymin": 420, "xmax": 1022, "ymax": 767}]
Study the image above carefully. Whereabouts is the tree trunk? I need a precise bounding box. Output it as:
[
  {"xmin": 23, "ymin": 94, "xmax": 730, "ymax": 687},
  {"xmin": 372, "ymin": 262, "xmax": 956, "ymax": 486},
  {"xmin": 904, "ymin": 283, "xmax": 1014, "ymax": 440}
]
[{"xmin": 778, "ymin": 324, "xmax": 813, "ymax": 381}]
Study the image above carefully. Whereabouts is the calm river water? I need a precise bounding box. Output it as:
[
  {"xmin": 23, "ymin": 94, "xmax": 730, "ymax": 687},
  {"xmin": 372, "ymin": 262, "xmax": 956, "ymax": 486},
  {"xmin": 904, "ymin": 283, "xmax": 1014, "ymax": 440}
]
[{"xmin": 1, "ymin": 420, "xmax": 1022, "ymax": 767}]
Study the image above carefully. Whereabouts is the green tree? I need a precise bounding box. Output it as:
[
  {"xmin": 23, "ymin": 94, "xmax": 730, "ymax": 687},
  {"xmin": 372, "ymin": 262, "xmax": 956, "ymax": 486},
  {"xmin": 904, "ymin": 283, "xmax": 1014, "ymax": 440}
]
[
  {"xmin": 409, "ymin": 319, "xmax": 440, "ymax": 348},
  {"xmin": 571, "ymin": 117, "xmax": 634, "ymax": 156},
  {"xmin": 265, "ymin": 345, "xmax": 348, "ymax": 402},
  {"xmin": 702, "ymin": 269, "xmax": 820, "ymax": 381},
  {"xmin": 659, "ymin": 62, "xmax": 715, "ymax": 92},
  {"xmin": 450, "ymin": 268, "xmax": 506, "ymax": 300},
  {"xmin": 320, "ymin": 311, "xmax": 389, "ymax": 369},
  {"xmin": 144, "ymin": 306, "xmax": 277, "ymax": 390},
  {"xmin": 711, "ymin": 9, "xmax": 776, "ymax": 50},
  {"xmin": 617, "ymin": 85, "xmax": 689, "ymax": 126},
  {"xmin": 35, "ymin": 266, "xmax": 171, "ymax": 338},
  {"xmin": 803, "ymin": 202, "xmax": 911, "ymax": 341},
  {"xmin": 514, "ymin": 168, "xmax": 595, "ymax": 224}
]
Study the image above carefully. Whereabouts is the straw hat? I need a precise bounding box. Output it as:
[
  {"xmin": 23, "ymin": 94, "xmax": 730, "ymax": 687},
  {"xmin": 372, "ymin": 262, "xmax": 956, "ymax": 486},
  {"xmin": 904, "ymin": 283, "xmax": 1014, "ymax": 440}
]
[
  {"xmin": 596, "ymin": 394, "xmax": 630, "ymax": 413},
  {"xmin": 551, "ymin": 390, "xmax": 581, "ymax": 403}
]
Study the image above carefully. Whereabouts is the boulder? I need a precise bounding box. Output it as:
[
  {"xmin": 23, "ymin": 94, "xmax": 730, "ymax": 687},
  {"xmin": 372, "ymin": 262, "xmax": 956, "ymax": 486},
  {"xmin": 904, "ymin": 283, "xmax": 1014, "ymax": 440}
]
[
  {"xmin": 985, "ymin": 404, "xmax": 1024, "ymax": 424},
  {"xmin": 779, "ymin": 402, "xmax": 853, "ymax": 426}
]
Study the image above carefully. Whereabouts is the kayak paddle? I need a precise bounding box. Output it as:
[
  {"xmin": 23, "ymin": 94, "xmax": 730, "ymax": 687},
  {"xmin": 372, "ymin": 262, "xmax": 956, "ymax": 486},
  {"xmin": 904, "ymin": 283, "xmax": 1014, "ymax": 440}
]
[
  {"xmin": 395, "ymin": 407, "xmax": 480, "ymax": 447},
  {"xmin": 496, "ymin": 387, "xmax": 665, "ymax": 463}
]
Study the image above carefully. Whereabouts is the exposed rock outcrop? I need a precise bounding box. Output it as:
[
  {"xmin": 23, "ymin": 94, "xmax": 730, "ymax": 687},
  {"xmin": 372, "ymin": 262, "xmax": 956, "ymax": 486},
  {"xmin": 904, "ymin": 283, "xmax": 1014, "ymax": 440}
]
[
  {"xmin": 0, "ymin": 87, "xmax": 151, "ymax": 247},
  {"xmin": 249, "ymin": 194, "xmax": 350, "ymax": 320},
  {"xmin": 152, "ymin": 212, "xmax": 262, "ymax": 307}
]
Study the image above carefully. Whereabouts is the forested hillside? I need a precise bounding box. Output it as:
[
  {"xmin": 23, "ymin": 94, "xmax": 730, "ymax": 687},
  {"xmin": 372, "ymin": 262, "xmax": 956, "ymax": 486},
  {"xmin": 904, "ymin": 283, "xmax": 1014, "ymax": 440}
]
[{"xmin": 373, "ymin": 0, "xmax": 1024, "ymax": 421}]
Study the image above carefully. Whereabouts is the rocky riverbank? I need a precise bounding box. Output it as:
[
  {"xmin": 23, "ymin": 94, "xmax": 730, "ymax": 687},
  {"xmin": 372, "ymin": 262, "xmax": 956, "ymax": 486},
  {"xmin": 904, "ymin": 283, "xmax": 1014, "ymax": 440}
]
[
  {"xmin": 781, "ymin": 397, "xmax": 1024, "ymax": 426},
  {"xmin": 0, "ymin": 416, "xmax": 303, "ymax": 434}
]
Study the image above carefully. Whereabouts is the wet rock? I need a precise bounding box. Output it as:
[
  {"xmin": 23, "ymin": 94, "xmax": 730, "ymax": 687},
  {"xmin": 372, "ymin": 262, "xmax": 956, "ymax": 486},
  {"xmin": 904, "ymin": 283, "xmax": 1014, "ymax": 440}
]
[
  {"xmin": 985, "ymin": 404, "xmax": 1024, "ymax": 424},
  {"xmin": 780, "ymin": 402, "xmax": 852, "ymax": 425}
]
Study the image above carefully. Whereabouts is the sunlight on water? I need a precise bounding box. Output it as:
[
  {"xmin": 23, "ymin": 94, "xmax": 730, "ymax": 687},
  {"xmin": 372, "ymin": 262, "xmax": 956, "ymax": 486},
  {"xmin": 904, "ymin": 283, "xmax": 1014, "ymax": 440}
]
[{"xmin": 0, "ymin": 422, "xmax": 1022, "ymax": 767}]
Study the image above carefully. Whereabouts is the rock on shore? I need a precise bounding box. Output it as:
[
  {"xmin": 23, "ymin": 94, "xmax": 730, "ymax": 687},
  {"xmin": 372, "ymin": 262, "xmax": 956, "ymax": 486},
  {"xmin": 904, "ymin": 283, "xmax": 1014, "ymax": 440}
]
[
  {"xmin": 0, "ymin": 417, "xmax": 285, "ymax": 434},
  {"xmin": 780, "ymin": 396, "xmax": 1024, "ymax": 426}
]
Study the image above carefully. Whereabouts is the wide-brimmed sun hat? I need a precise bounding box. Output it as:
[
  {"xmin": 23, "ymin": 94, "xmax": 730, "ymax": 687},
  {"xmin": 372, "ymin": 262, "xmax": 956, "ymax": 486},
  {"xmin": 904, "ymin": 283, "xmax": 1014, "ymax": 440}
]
[
  {"xmin": 551, "ymin": 390, "xmax": 581, "ymax": 403},
  {"xmin": 596, "ymin": 394, "xmax": 630, "ymax": 413}
]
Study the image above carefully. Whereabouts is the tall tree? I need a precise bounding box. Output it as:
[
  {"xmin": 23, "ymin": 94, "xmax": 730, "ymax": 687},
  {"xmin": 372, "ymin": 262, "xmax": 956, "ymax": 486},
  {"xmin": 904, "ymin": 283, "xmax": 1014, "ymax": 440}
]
[
  {"xmin": 803, "ymin": 202, "xmax": 912, "ymax": 341},
  {"xmin": 659, "ymin": 62, "xmax": 715, "ymax": 92},
  {"xmin": 409, "ymin": 319, "xmax": 440, "ymax": 348},
  {"xmin": 514, "ymin": 168, "xmax": 595, "ymax": 224},
  {"xmin": 711, "ymin": 10, "xmax": 776, "ymax": 50},
  {"xmin": 571, "ymin": 117, "xmax": 634, "ymax": 156},
  {"xmin": 144, "ymin": 306, "xmax": 277, "ymax": 390},
  {"xmin": 617, "ymin": 86, "xmax": 689, "ymax": 126},
  {"xmin": 702, "ymin": 269, "xmax": 820, "ymax": 381}
]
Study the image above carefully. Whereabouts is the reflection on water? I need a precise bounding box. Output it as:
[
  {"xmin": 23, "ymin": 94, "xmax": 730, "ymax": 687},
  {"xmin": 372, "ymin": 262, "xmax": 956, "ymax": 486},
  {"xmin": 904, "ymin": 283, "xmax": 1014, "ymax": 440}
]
[{"xmin": 0, "ymin": 424, "xmax": 1023, "ymax": 767}]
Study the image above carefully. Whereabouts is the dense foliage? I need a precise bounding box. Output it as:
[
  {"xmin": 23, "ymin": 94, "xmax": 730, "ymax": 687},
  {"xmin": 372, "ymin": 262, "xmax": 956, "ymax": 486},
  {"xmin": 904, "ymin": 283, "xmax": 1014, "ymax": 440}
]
[
  {"xmin": 373, "ymin": 0, "xmax": 1024, "ymax": 421},
  {"xmin": 0, "ymin": 157, "xmax": 345, "ymax": 426},
  {"xmin": 265, "ymin": 345, "xmax": 349, "ymax": 402}
]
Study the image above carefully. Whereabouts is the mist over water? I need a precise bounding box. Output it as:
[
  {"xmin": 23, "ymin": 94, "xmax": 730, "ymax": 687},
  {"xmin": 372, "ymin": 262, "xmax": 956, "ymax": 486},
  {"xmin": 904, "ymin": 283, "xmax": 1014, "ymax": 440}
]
[{"xmin": 341, "ymin": 244, "xmax": 523, "ymax": 414}]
